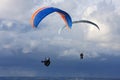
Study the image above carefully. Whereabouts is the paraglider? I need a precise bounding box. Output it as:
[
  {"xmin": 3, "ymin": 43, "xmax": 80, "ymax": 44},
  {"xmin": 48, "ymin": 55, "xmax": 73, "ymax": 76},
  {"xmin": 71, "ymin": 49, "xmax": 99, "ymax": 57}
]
[
  {"xmin": 41, "ymin": 57, "xmax": 51, "ymax": 67},
  {"xmin": 58, "ymin": 20, "xmax": 100, "ymax": 34},
  {"xmin": 30, "ymin": 7, "xmax": 73, "ymax": 67},
  {"xmin": 31, "ymin": 7, "xmax": 72, "ymax": 29}
]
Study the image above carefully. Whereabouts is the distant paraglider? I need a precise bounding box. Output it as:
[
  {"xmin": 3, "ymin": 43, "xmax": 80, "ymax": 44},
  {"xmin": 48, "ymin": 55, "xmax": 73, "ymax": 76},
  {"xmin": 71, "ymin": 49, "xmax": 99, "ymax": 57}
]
[
  {"xmin": 58, "ymin": 20, "xmax": 100, "ymax": 34},
  {"xmin": 31, "ymin": 7, "xmax": 72, "ymax": 29}
]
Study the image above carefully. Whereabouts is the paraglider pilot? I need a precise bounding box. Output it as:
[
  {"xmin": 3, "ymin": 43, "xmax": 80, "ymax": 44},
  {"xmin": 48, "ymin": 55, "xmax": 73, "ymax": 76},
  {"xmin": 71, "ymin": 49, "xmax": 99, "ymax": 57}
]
[
  {"xmin": 80, "ymin": 53, "xmax": 84, "ymax": 59},
  {"xmin": 41, "ymin": 57, "xmax": 51, "ymax": 67}
]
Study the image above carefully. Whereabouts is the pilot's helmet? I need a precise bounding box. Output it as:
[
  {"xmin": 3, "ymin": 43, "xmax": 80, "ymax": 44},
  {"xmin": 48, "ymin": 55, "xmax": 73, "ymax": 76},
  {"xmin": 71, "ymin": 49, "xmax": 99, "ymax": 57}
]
[{"xmin": 46, "ymin": 57, "xmax": 50, "ymax": 60}]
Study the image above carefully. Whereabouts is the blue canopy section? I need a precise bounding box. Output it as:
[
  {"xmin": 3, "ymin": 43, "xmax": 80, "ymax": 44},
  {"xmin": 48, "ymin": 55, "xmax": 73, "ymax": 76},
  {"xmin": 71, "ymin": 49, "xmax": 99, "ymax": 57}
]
[{"xmin": 33, "ymin": 7, "xmax": 72, "ymax": 28}]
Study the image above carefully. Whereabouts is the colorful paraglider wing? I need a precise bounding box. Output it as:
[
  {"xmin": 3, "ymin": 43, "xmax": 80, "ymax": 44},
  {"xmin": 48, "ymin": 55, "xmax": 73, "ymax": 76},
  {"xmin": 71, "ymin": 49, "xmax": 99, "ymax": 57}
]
[
  {"xmin": 58, "ymin": 20, "xmax": 100, "ymax": 34},
  {"xmin": 31, "ymin": 7, "xmax": 72, "ymax": 29}
]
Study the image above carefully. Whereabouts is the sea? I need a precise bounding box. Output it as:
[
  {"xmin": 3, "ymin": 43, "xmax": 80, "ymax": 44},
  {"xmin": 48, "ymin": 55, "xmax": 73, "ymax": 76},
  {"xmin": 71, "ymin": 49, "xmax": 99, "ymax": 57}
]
[{"xmin": 0, "ymin": 77, "xmax": 119, "ymax": 80}]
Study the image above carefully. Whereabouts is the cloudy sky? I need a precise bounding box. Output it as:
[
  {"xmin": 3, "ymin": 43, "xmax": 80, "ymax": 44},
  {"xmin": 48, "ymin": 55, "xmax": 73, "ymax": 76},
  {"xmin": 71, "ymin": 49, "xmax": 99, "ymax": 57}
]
[{"xmin": 0, "ymin": 0, "xmax": 120, "ymax": 78}]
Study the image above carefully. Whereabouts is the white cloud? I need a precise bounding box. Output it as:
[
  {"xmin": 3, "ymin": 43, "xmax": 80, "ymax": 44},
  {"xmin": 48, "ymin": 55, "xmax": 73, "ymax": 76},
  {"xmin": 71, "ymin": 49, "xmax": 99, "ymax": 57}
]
[
  {"xmin": 59, "ymin": 48, "xmax": 79, "ymax": 58},
  {"xmin": 0, "ymin": 0, "xmax": 34, "ymax": 23}
]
